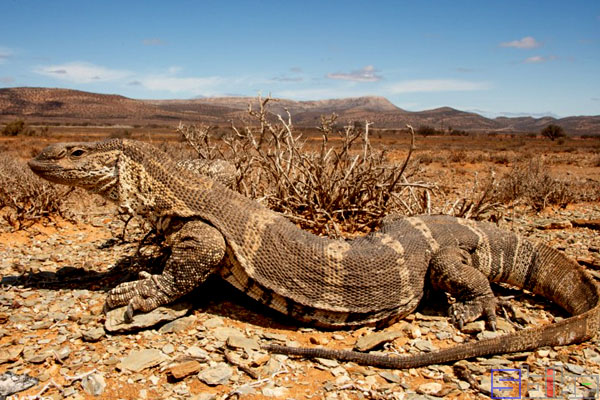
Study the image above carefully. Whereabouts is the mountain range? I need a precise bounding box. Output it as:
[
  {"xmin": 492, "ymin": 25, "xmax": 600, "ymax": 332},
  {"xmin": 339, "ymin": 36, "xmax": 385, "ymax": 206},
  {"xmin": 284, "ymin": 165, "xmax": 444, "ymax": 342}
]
[{"xmin": 1, "ymin": 87, "xmax": 598, "ymax": 135}]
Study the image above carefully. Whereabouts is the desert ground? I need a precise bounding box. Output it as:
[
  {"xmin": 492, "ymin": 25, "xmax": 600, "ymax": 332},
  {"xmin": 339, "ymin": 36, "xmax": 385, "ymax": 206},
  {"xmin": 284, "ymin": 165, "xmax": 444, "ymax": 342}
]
[{"xmin": 0, "ymin": 124, "xmax": 599, "ymax": 399}]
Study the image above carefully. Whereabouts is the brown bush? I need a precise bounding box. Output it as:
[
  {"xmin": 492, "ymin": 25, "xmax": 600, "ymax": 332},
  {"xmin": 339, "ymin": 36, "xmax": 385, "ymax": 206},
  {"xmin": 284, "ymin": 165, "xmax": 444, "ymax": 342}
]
[
  {"xmin": 0, "ymin": 153, "xmax": 73, "ymax": 229},
  {"xmin": 178, "ymin": 97, "xmax": 433, "ymax": 237},
  {"xmin": 493, "ymin": 158, "xmax": 577, "ymax": 210}
]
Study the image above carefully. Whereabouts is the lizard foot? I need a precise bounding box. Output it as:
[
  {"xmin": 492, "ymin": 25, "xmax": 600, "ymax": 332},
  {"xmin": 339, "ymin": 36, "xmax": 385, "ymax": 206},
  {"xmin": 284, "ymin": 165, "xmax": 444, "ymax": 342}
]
[
  {"xmin": 105, "ymin": 271, "xmax": 173, "ymax": 321},
  {"xmin": 450, "ymin": 295, "xmax": 498, "ymax": 331}
]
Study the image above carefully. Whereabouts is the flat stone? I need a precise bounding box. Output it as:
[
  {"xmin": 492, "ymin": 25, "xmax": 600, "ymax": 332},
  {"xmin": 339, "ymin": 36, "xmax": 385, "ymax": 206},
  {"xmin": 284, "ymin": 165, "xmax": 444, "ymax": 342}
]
[
  {"xmin": 461, "ymin": 321, "xmax": 485, "ymax": 334},
  {"xmin": 168, "ymin": 360, "xmax": 202, "ymax": 380},
  {"xmin": 82, "ymin": 327, "xmax": 105, "ymax": 342},
  {"xmin": 203, "ymin": 317, "xmax": 225, "ymax": 329},
  {"xmin": 118, "ymin": 349, "xmax": 167, "ymax": 372},
  {"xmin": 105, "ymin": 302, "xmax": 192, "ymax": 333},
  {"xmin": 262, "ymin": 385, "xmax": 288, "ymax": 397},
  {"xmin": 81, "ymin": 373, "xmax": 106, "ymax": 396},
  {"xmin": 191, "ymin": 394, "xmax": 217, "ymax": 400},
  {"xmin": 316, "ymin": 358, "xmax": 339, "ymax": 368},
  {"xmin": 226, "ymin": 335, "xmax": 260, "ymax": 353},
  {"xmin": 417, "ymin": 382, "xmax": 442, "ymax": 395},
  {"xmin": 186, "ymin": 346, "xmax": 210, "ymax": 361},
  {"xmin": 379, "ymin": 371, "xmax": 402, "ymax": 383},
  {"xmin": 536, "ymin": 220, "xmax": 572, "ymax": 230},
  {"xmin": 212, "ymin": 327, "xmax": 243, "ymax": 342},
  {"xmin": 0, "ymin": 346, "xmax": 23, "ymax": 364},
  {"xmin": 354, "ymin": 331, "xmax": 403, "ymax": 351},
  {"xmin": 158, "ymin": 316, "xmax": 195, "ymax": 334},
  {"xmin": 197, "ymin": 363, "xmax": 233, "ymax": 386},
  {"xmin": 0, "ymin": 372, "xmax": 38, "ymax": 397},
  {"xmin": 413, "ymin": 340, "xmax": 437, "ymax": 352},
  {"xmin": 571, "ymin": 219, "xmax": 600, "ymax": 230}
]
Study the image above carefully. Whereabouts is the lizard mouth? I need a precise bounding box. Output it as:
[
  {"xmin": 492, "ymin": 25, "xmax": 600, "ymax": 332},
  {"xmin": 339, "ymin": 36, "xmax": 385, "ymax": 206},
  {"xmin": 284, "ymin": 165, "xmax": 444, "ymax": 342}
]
[
  {"xmin": 28, "ymin": 159, "xmax": 60, "ymax": 174},
  {"xmin": 27, "ymin": 160, "xmax": 73, "ymax": 183}
]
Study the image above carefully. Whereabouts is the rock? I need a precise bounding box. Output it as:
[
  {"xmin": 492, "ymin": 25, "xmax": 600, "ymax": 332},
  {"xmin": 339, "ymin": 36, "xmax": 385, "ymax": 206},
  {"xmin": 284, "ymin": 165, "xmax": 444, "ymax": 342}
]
[
  {"xmin": 0, "ymin": 346, "xmax": 23, "ymax": 364},
  {"xmin": 316, "ymin": 358, "xmax": 339, "ymax": 368},
  {"xmin": 197, "ymin": 363, "xmax": 233, "ymax": 386},
  {"xmin": 82, "ymin": 327, "xmax": 105, "ymax": 342},
  {"xmin": 168, "ymin": 360, "xmax": 202, "ymax": 380},
  {"xmin": 461, "ymin": 321, "xmax": 485, "ymax": 334},
  {"xmin": 354, "ymin": 331, "xmax": 403, "ymax": 351},
  {"xmin": 0, "ymin": 372, "xmax": 38, "ymax": 397},
  {"xmin": 536, "ymin": 220, "xmax": 572, "ymax": 230},
  {"xmin": 203, "ymin": 317, "xmax": 225, "ymax": 329},
  {"xmin": 118, "ymin": 349, "xmax": 167, "ymax": 372},
  {"xmin": 413, "ymin": 339, "xmax": 437, "ymax": 352},
  {"xmin": 105, "ymin": 302, "xmax": 192, "ymax": 333},
  {"xmin": 571, "ymin": 218, "xmax": 600, "ymax": 230},
  {"xmin": 565, "ymin": 363, "xmax": 585, "ymax": 375},
  {"xmin": 162, "ymin": 343, "xmax": 175, "ymax": 354},
  {"xmin": 536, "ymin": 349, "xmax": 550, "ymax": 357},
  {"xmin": 417, "ymin": 382, "xmax": 442, "ymax": 395},
  {"xmin": 81, "ymin": 373, "xmax": 106, "ymax": 396},
  {"xmin": 55, "ymin": 345, "xmax": 71, "ymax": 361},
  {"xmin": 212, "ymin": 326, "xmax": 243, "ymax": 342},
  {"xmin": 262, "ymin": 385, "xmax": 288, "ymax": 397},
  {"xmin": 158, "ymin": 316, "xmax": 195, "ymax": 334},
  {"xmin": 186, "ymin": 346, "xmax": 210, "ymax": 361},
  {"xmin": 191, "ymin": 394, "xmax": 217, "ymax": 400},
  {"xmin": 379, "ymin": 371, "xmax": 402, "ymax": 383},
  {"xmin": 23, "ymin": 348, "xmax": 52, "ymax": 364},
  {"xmin": 226, "ymin": 335, "xmax": 260, "ymax": 353}
]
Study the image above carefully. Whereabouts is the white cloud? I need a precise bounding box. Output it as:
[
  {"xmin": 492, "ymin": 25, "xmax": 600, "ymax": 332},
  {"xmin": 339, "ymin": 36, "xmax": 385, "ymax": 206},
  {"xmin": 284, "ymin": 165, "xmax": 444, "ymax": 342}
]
[
  {"xmin": 524, "ymin": 55, "xmax": 556, "ymax": 64},
  {"xmin": 387, "ymin": 79, "xmax": 491, "ymax": 93},
  {"xmin": 35, "ymin": 62, "xmax": 131, "ymax": 83},
  {"xmin": 138, "ymin": 75, "xmax": 225, "ymax": 94},
  {"xmin": 0, "ymin": 76, "xmax": 15, "ymax": 84},
  {"xmin": 500, "ymin": 36, "xmax": 541, "ymax": 49},
  {"xmin": 0, "ymin": 47, "xmax": 12, "ymax": 63},
  {"xmin": 276, "ymin": 87, "xmax": 372, "ymax": 100},
  {"xmin": 327, "ymin": 65, "xmax": 382, "ymax": 82}
]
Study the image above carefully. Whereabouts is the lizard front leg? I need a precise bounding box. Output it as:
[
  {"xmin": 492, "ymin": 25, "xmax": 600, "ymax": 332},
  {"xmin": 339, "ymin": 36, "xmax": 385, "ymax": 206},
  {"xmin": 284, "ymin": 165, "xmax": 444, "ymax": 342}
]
[
  {"xmin": 429, "ymin": 247, "xmax": 498, "ymax": 330},
  {"xmin": 106, "ymin": 220, "xmax": 226, "ymax": 319}
]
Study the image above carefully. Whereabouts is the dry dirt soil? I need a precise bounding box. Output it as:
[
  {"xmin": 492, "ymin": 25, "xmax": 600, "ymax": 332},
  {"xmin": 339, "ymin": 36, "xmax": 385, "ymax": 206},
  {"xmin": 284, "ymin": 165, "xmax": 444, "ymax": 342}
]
[{"xmin": 0, "ymin": 130, "xmax": 599, "ymax": 400}]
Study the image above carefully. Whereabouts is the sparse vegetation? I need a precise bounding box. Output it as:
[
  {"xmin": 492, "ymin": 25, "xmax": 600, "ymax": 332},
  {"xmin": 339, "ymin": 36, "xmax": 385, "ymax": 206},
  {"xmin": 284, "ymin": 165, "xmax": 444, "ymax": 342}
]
[
  {"xmin": 1, "ymin": 97, "xmax": 598, "ymax": 234},
  {"xmin": 1, "ymin": 119, "xmax": 50, "ymax": 137},
  {"xmin": 541, "ymin": 124, "xmax": 566, "ymax": 141},
  {"xmin": 0, "ymin": 154, "xmax": 72, "ymax": 229},
  {"xmin": 416, "ymin": 125, "xmax": 442, "ymax": 136},
  {"xmin": 178, "ymin": 97, "xmax": 432, "ymax": 237}
]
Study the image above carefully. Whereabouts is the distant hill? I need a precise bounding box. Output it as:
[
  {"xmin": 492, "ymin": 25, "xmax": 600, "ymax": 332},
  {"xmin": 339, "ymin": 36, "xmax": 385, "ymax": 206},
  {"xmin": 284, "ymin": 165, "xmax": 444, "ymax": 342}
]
[{"xmin": 1, "ymin": 87, "xmax": 598, "ymax": 134}]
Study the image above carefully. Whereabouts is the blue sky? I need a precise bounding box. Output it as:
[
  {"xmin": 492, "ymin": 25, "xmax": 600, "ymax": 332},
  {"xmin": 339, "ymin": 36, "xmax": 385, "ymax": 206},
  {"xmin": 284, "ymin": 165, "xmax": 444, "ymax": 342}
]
[{"xmin": 1, "ymin": 1, "xmax": 599, "ymax": 117}]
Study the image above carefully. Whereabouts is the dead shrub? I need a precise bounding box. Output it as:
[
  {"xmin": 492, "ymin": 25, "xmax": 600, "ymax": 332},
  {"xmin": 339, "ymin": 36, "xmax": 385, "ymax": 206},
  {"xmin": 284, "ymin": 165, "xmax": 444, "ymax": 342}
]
[
  {"xmin": 178, "ymin": 96, "xmax": 434, "ymax": 237},
  {"xmin": 0, "ymin": 153, "xmax": 73, "ymax": 229},
  {"xmin": 494, "ymin": 158, "xmax": 576, "ymax": 210}
]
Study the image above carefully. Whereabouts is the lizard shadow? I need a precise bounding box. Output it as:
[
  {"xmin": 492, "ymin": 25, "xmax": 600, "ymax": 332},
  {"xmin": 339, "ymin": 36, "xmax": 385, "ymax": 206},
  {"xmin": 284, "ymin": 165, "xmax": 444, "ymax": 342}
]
[{"xmin": 2, "ymin": 238, "xmax": 568, "ymax": 334}]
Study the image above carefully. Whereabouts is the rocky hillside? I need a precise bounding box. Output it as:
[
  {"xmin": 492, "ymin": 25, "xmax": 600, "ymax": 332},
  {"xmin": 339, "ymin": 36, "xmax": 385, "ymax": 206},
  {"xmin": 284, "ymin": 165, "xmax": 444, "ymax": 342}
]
[{"xmin": 1, "ymin": 87, "xmax": 598, "ymax": 134}]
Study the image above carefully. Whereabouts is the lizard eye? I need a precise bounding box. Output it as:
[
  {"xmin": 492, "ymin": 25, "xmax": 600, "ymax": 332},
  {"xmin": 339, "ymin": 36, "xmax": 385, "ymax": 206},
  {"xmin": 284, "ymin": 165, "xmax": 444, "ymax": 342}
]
[{"xmin": 71, "ymin": 149, "xmax": 86, "ymax": 157}]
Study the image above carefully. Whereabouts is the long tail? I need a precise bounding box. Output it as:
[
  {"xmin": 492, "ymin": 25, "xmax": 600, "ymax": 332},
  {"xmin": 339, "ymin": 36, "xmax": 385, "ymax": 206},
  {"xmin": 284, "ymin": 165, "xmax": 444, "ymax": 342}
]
[{"xmin": 264, "ymin": 243, "xmax": 600, "ymax": 369}]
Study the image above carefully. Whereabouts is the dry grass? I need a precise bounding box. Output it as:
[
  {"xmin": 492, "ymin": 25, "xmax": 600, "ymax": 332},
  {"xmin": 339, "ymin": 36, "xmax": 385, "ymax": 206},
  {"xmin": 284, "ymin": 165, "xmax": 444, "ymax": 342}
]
[
  {"xmin": 1, "ymin": 100, "xmax": 598, "ymax": 234},
  {"xmin": 0, "ymin": 153, "xmax": 73, "ymax": 229},
  {"xmin": 177, "ymin": 97, "xmax": 433, "ymax": 237}
]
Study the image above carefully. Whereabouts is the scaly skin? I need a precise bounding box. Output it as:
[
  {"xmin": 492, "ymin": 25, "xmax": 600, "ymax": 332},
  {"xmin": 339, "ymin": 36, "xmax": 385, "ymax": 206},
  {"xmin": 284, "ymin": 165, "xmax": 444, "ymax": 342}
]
[{"xmin": 29, "ymin": 139, "xmax": 600, "ymax": 368}]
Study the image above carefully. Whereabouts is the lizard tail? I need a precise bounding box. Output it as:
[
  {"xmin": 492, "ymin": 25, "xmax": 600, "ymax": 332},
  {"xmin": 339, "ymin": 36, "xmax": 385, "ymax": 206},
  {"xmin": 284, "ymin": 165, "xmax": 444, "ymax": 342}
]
[{"xmin": 264, "ymin": 243, "xmax": 600, "ymax": 369}]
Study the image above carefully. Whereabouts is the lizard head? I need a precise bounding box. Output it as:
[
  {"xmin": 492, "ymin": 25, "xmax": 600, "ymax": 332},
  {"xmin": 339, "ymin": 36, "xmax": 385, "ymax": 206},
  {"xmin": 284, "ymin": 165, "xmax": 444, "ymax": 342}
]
[{"xmin": 28, "ymin": 140, "xmax": 122, "ymax": 199}]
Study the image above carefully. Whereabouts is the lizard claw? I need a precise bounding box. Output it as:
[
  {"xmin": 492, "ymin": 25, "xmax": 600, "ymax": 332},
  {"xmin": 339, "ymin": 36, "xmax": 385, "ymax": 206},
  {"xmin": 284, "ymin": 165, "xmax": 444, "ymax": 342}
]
[{"xmin": 125, "ymin": 303, "xmax": 136, "ymax": 322}]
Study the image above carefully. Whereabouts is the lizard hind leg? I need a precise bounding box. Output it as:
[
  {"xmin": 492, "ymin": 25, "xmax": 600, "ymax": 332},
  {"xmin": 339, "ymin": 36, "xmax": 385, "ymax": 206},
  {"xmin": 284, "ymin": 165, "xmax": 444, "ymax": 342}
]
[
  {"xmin": 105, "ymin": 220, "xmax": 226, "ymax": 320},
  {"xmin": 429, "ymin": 247, "xmax": 498, "ymax": 331}
]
